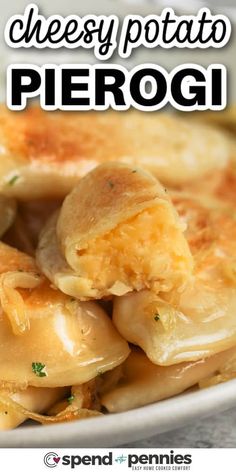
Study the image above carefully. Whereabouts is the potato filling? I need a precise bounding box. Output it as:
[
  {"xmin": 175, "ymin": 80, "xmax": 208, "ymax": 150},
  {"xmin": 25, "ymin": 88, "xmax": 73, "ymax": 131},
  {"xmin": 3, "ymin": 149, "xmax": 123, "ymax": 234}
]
[{"xmin": 77, "ymin": 206, "xmax": 193, "ymax": 296}]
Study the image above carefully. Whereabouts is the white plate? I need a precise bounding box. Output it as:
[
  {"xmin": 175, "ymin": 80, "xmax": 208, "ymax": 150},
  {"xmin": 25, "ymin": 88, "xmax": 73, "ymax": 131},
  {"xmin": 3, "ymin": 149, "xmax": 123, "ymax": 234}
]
[
  {"xmin": 1, "ymin": 379, "xmax": 236, "ymax": 447},
  {"xmin": 0, "ymin": 0, "xmax": 236, "ymax": 447}
]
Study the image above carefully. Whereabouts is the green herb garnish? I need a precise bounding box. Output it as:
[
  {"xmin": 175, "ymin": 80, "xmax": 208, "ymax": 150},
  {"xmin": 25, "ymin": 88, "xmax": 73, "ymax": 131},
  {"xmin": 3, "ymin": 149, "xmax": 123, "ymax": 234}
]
[
  {"xmin": 8, "ymin": 175, "xmax": 19, "ymax": 186},
  {"xmin": 132, "ymin": 170, "xmax": 137, "ymax": 173},
  {"xmin": 154, "ymin": 314, "xmax": 160, "ymax": 322},
  {"xmin": 108, "ymin": 181, "xmax": 114, "ymax": 189},
  {"xmin": 67, "ymin": 395, "xmax": 75, "ymax": 404},
  {"xmin": 32, "ymin": 362, "xmax": 47, "ymax": 377}
]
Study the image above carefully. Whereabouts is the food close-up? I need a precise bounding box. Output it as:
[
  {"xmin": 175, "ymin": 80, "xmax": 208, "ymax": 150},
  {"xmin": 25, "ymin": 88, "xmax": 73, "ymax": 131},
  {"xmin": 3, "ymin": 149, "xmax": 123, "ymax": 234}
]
[{"xmin": 0, "ymin": 105, "xmax": 235, "ymax": 430}]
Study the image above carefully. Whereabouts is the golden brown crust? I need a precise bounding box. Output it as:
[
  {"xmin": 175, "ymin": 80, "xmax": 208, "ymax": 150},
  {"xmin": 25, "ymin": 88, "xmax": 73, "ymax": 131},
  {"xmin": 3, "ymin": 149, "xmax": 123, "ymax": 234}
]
[
  {"xmin": 0, "ymin": 106, "xmax": 229, "ymax": 166},
  {"xmin": 0, "ymin": 106, "xmax": 231, "ymax": 199},
  {"xmin": 57, "ymin": 162, "xmax": 169, "ymax": 254},
  {"xmin": 0, "ymin": 107, "xmax": 133, "ymax": 166}
]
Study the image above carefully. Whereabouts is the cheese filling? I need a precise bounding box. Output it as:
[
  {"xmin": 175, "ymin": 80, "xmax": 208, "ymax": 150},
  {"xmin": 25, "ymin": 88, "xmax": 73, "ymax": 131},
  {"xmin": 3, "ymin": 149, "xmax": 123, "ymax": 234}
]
[{"xmin": 76, "ymin": 206, "xmax": 193, "ymax": 297}]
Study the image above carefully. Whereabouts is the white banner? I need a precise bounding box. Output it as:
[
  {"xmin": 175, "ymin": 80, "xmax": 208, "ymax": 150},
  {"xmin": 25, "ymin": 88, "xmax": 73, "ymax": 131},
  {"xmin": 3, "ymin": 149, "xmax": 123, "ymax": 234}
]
[{"xmin": 0, "ymin": 448, "xmax": 234, "ymax": 471}]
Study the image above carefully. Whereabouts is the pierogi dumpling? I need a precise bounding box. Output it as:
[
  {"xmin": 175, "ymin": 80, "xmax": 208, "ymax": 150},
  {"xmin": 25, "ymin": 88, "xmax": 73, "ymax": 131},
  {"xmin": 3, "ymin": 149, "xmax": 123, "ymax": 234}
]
[
  {"xmin": 113, "ymin": 195, "xmax": 236, "ymax": 365},
  {"xmin": 101, "ymin": 348, "xmax": 236, "ymax": 412},
  {"xmin": 0, "ymin": 107, "xmax": 230, "ymax": 199},
  {"xmin": 37, "ymin": 163, "xmax": 193, "ymax": 300},
  {"xmin": 0, "ymin": 242, "xmax": 129, "ymax": 389},
  {"xmin": 113, "ymin": 285, "xmax": 236, "ymax": 365},
  {"xmin": 0, "ymin": 387, "xmax": 68, "ymax": 430}
]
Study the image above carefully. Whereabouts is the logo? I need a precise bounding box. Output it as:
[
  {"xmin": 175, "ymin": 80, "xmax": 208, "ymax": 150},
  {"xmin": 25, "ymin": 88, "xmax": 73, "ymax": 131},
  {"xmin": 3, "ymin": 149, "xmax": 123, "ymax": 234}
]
[
  {"xmin": 44, "ymin": 450, "xmax": 192, "ymax": 469},
  {"xmin": 115, "ymin": 455, "xmax": 127, "ymax": 464},
  {"xmin": 44, "ymin": 452, "xmax": 61, "ymax": 468}
]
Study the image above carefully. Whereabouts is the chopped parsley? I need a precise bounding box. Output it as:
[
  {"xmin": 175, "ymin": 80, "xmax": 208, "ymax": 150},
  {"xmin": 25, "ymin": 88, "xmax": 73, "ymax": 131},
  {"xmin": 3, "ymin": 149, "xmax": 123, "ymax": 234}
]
[
  {"xmin": 132, "ymin": 170, "xmax": 137, "ymax": 173},
  {"xmin": 8, "ymin": 175, "xmax": 19, "ymax": 186},
  {"xmin": 108, "ymin": 180, "xmax": 114, "ymax": 189},
  {"xmin": 32, "ymin": 362, "xmax": 47, "ymax": 377},
  {"xmin": 67, "ymin": 395, "xmax": 75, "ymax": 404},
  {"xmin": 154, "ymin": 314, "xmax": 160, "ymax": 322}
]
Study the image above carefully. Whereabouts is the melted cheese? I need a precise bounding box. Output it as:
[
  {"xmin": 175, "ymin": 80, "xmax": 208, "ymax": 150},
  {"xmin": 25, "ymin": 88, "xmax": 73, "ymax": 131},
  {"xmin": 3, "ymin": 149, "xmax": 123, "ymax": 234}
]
[{"xmin": 75, "ymin": 206, "xmax": 193, "ymax": 297}]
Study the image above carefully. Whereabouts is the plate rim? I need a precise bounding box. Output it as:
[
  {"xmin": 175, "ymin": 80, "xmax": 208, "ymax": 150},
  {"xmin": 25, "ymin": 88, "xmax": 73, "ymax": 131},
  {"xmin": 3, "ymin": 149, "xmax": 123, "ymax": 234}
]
[{"xmin": 1, "ymin": 378, "xmax": 236, "ymax": 447}]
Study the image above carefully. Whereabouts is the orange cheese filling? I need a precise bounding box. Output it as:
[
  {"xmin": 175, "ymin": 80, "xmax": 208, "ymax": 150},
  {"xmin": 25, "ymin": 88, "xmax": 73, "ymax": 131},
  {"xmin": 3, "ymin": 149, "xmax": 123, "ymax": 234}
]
[{"xmin": 76, "ymin": 207, "xmax": 193, "ymax": 296}]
